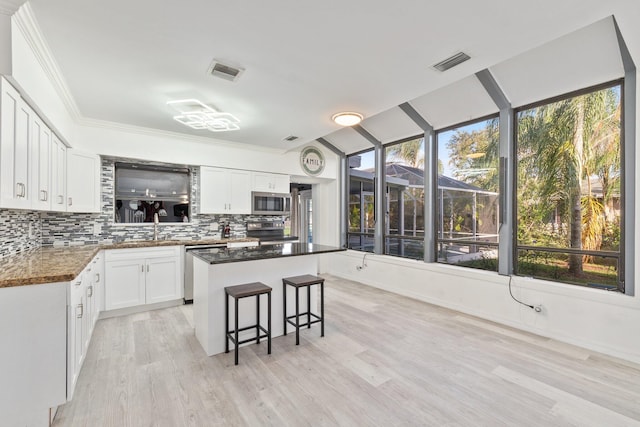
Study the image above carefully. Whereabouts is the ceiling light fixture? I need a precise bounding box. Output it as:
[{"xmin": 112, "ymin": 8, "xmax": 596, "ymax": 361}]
[
  {"xmin": 332, "ymin": 112, "xmax": 363, "ymax": 127},
  {"xmin": 167, "ymin": 99, "xmax": 240, "ymax": 132}
]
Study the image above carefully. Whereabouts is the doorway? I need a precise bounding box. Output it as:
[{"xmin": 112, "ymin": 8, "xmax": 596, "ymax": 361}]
[
  {"xmin": 299, "ymin": 189, "xmax": 313, "ymax": 243},
  {"xmin": 290, "ymin": 184, "xmax": 313, "ymax": 243}
]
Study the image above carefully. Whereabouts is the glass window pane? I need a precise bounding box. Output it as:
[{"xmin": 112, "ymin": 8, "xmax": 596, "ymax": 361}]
[
  {"xmin": 348, "ymin": 150, "xmax": 375, "ymax": 252},
  {"xmin": 438, "ymin": 242, "xmax": 499, "ymax": 272},
  {"xmin": 436, "ymin": 118, "xmax": 500, "ymax": 270},
  {"xmin": 517, "ymin": 249, "xmax": 619, "ymax": 289},
  {"xmin": 384, "ymin": 137, "xmax": 425, "ymax": 258},
  {"xmin": 516, "ymin": 84, "xmax": 621, "ymax": 288}
]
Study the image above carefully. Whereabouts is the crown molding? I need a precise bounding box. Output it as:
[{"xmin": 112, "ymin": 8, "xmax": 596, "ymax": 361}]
[
  {"xmin": 0, "ymin": 0, "xmax": 25, "ymax": 16},
  {"xmin": 77, "ymin": 116, "xmax": 286, "ymax": 154},
  {"xmin": 12, "ymin": 2, "xmax": 82, "ymax": 121}
]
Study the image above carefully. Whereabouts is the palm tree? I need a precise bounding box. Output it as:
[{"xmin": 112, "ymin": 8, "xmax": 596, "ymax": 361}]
[{"xmin": 517, "ymin": 86, "xmax": 621, "ymax": 276}]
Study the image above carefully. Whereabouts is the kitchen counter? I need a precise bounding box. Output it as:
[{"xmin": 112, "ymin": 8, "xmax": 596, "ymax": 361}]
[
  {"xmin": 0, "ymin": 238, "xmax": 259, "ymax": 288},
  {"xmin": 191, "ymin": 242, "xmax": 345, "ymax": 265}
]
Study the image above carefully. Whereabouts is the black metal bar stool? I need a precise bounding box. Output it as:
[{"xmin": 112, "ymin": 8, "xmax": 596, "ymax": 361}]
[
  {"xmin": 282, "ymin": 274, "xmax": 325, "ymax": 345},
  {"xmin": 225, "ymin": 282, "xmax": 272, "ymax": 365}
]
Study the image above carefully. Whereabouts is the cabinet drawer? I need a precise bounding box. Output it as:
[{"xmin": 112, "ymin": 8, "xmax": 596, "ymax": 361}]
[{"xmin": 105, "ymin": 246, "xmax": 180, "ymax": 261}]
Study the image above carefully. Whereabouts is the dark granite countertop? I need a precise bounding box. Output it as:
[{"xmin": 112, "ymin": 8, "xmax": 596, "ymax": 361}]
[{"xmin": 191, "ymin": 242, "xmax": 345, "ymax": 264}]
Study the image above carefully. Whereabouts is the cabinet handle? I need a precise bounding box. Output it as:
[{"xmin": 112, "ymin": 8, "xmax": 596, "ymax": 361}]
[
  {"xmin": 141, "ymin": 264, "xmax": 144, "ymax": 273},
  {"xmin": 77, "ymin": 303, "xmax": 83, "ymax": 318},
  {"xmin": 95, "ymin": 273, "xmax": 100, "ymax": 283},
  {"xmin": 68, "ymin": 197, "xmax": 73, "ymax": 206},
  {"xmin": 44, "ymin": 190, "xmax": 48, "ymax": 201},
  {"xmin": 75, "ymin": 279, "xmax": 81, "ymax": 286},
  {"xmin": 40, "ymin": 190, "xmax": 46, "ymax": 201},
  {"xmin": 87, "ymin": 285, "xmax": 93, "ymax": 297},
  {"xmin": 16, "ymin": 182, "xmax": 25, "ymax": 197},
  {"xmin": 147, "ymin": 264, "xmax": 150, "ymax": 273},
  {"xmin": 58, "ymin": 195, "xmax": 64, "ymax": 204}
]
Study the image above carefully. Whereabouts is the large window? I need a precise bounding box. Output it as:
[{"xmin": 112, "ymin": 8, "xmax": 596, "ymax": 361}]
[
  {"xmin": 385, "ymin": 137, "xmax": 425, "ymax": 259},
  {"xmin": 436, "ymin": 117, "xmax": 500, "ymax": 271},
  {"xmin": 347, "ymin": 149, "xmax": 375, "ymax": 252},
  {"xmin": 515, "ymin": 82, "xmax": 622, "ymax": 290}
]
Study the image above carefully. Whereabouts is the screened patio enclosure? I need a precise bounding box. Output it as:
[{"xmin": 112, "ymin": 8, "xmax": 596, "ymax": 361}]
[{"xmin": 348, "ymin": 164, "xmax": 499, "ymax": 261}]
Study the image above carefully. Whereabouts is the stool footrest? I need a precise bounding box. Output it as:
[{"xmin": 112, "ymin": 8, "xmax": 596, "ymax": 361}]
[
  {"xmin": 227, "ymin": 325, "xmax": 270, "ymax": 345},
  {"xmin": 287, "ymin": 312, "xmax": 321, "ymax": 321},
  {"xmin": 286, "ymin": 318, "xmax": 322, "ymax": 328}
]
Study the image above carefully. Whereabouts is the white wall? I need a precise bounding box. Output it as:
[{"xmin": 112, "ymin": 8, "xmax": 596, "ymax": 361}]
[{"xmin": 323, "ymin": 250, "xmax": 640, "ymax": 364}]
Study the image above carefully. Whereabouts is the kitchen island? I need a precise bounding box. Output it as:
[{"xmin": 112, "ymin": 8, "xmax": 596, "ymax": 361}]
[{"xmin": 191, "ymin": 243, "xmax": 345, "ymax": 356}]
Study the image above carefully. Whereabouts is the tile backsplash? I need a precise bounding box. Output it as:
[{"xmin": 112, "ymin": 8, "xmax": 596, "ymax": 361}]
[
  {"xmin": 0, "ymin": 157, "xmax": 286, "ymax": 256},
  {"xmin": 0, "ymin": 209, "xmax": 41, "ymax": 258},
  {"xmin": 39, "ymin": 157, "xmax": 283, "ymax": 246}
]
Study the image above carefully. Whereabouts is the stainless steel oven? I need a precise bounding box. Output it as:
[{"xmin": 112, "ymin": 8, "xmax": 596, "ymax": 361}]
[{"xmin": 251, "ymin": 192, "xmax": 291, "ymax": 215}]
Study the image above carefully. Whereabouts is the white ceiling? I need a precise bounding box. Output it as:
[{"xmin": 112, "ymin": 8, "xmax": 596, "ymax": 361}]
[{"xmin": 23, "ymin": 0, "xmax": 639, "ymax": 153}]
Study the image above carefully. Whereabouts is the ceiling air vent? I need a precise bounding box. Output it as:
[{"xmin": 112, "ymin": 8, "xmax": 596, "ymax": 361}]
[
  {"xmin": 432, "ymin": 52, "xmax": 470, "ymax": 72},
  {"xmin": 208, "ymin": 60, "xmax": 244, "ymax": 82},
  {"xmin": 283, "ymin": 135, "xmax": 299, "ymax": 142}
]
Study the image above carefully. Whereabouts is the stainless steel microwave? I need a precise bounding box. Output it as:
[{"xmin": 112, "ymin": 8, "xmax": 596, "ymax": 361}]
[{"xmin": 251, "ymin": 192, "xmax": 291, "ymax": 215}]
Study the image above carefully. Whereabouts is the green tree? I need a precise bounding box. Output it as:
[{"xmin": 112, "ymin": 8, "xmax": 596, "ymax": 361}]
[{"xmin": 517, "ymin": 86, "xmax": 621, "ymax": 275}]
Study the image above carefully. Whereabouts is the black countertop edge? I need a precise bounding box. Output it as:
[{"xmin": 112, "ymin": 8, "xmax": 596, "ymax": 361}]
[{"xmin": 191, "ymin": 242, "xmax": 345, "ymax": 265}]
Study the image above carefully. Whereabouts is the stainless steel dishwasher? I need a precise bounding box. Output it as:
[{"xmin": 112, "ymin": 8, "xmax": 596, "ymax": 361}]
[{"xmin": 183, "ymin": 244, "xmax": 226, "ymax": 303}]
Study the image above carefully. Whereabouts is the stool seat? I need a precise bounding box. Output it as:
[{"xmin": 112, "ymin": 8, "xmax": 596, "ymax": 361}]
[
  {"xmin": 283, "ymin": 275, "xmax": 325, "ymax": 345},
  {"xmin": 282, "ymin": 274, "xmax": 324, "ymax": 287},
  {"xmin": 225, "ymin": 281, "xmax": 272, "ymax": 365},
  {"xmin": 225, "ymin": 282, "xmax": 272, "ymax": 298}
]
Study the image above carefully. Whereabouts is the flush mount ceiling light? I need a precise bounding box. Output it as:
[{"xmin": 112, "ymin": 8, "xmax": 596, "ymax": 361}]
[
  {"xmin": 332, "ymin": 112, "xmax": 363, "ymax": 127},
  {"xmin": 167, "ymin": 99, "xmax": 240, "ymax": 132}
]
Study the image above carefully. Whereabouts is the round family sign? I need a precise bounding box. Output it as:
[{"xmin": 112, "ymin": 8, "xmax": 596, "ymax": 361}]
[{"xmin": 300, "ymin": 146, "xmax": 325, "ymax": 176}]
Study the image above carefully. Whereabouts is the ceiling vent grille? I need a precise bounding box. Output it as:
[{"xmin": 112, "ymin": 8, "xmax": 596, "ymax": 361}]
[
  {"xmin": 432, "ymin": 52, "xmax": 470, "ymax": 72},
  {"xmin": 208, "ymin": 60, "xmax": 244, "ymax": 82},
  {"xmin": 283, "ymin": 135, "xmax": 299, "ymax": 142}
]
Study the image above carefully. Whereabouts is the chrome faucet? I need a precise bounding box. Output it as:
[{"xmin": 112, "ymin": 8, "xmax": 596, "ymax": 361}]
[{"xmin": 153, "ymin": 212, "xmax": 159, "ymax": 240}]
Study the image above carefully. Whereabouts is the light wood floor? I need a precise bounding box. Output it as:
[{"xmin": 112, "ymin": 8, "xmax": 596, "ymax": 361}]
[{"xmin": 54, "ymin": 275, "xmax": 640, "ymax": 426}]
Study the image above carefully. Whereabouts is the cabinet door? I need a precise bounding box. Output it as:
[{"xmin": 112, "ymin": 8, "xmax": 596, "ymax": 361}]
[
  {"xmin": 252, "ymin": 172, "xmax": 289, "ymax": 193},
  {"xmin": 252, "ymin": 171, "xmax": 273, "ymax": 192},
  {"xmin": 0, "ymin": 81, "xmax": 32, "ymax": 209},
  {"xmin": 199, "ymin": 166, "xmax": 229, "ymax": 213},
  {"xmin": 92, "ymin": 253, "xmax": 104, "ymax": 318},
  {"xmin": 228, "ymin": 169, "xmax": 251, "ymax": 214},
  {"xmin": 272, "ymin": 173, "xmax": 290, "ymax": 193},
  {"xmin": 145, "ymin": 256, "xmax": 182, "ymax": 304},
  {"xmin": 51, "ymin": 135, "xmax": 67, "ymax": 211},
  {"xmin": 31, "ymin": 114, "xmax": 51, "ymax": 211},
  {"xmin": 68, "ymin": 277, "xmax": 85, "ymax": 399},
  {"xmin": 83, "ymin": 267, "xmax": 94, "ymax": 346},
  {"xmin": 104, "ymin": 259, "xmax": 145, "ymax": 310},
  {"xmin": 67, "ymin": 150, "xmax": 100, "ymax": 213}
]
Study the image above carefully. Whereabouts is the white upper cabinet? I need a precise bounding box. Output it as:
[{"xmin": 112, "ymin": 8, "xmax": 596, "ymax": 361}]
[
  {"xmin": 1, "ymin": 78, "xmax": 33, "ymax": 209},
  {"xmin": 252, "ymin": 171, "xmax": 289, "ymax": 194},
  {"xmin": 67, "ymin": 150, "xmax": 101, "ymax": 213},
  {"xmin": 31, "ymin": 113, "xmax": 51, "ymax": 211},
  {"xmin": 51, "ymin": 134, "xmax": 67, "ymax": 211},
  {"xmin": 0, "ymin": 77, "xmax": 69, "ymax": 212},
  {"xmin": 200, "ymin": 166, "xmax": 251, "ymax": 214}
]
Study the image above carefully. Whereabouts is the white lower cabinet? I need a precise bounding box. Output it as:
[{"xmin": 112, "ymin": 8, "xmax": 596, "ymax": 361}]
[
  {"xmin": 105, "ymin": 246, "xmax": 182, "ymax": 311},
  {"xmin": 67, "ymin": 251, "xmax": 103, "ymax": 401}
]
